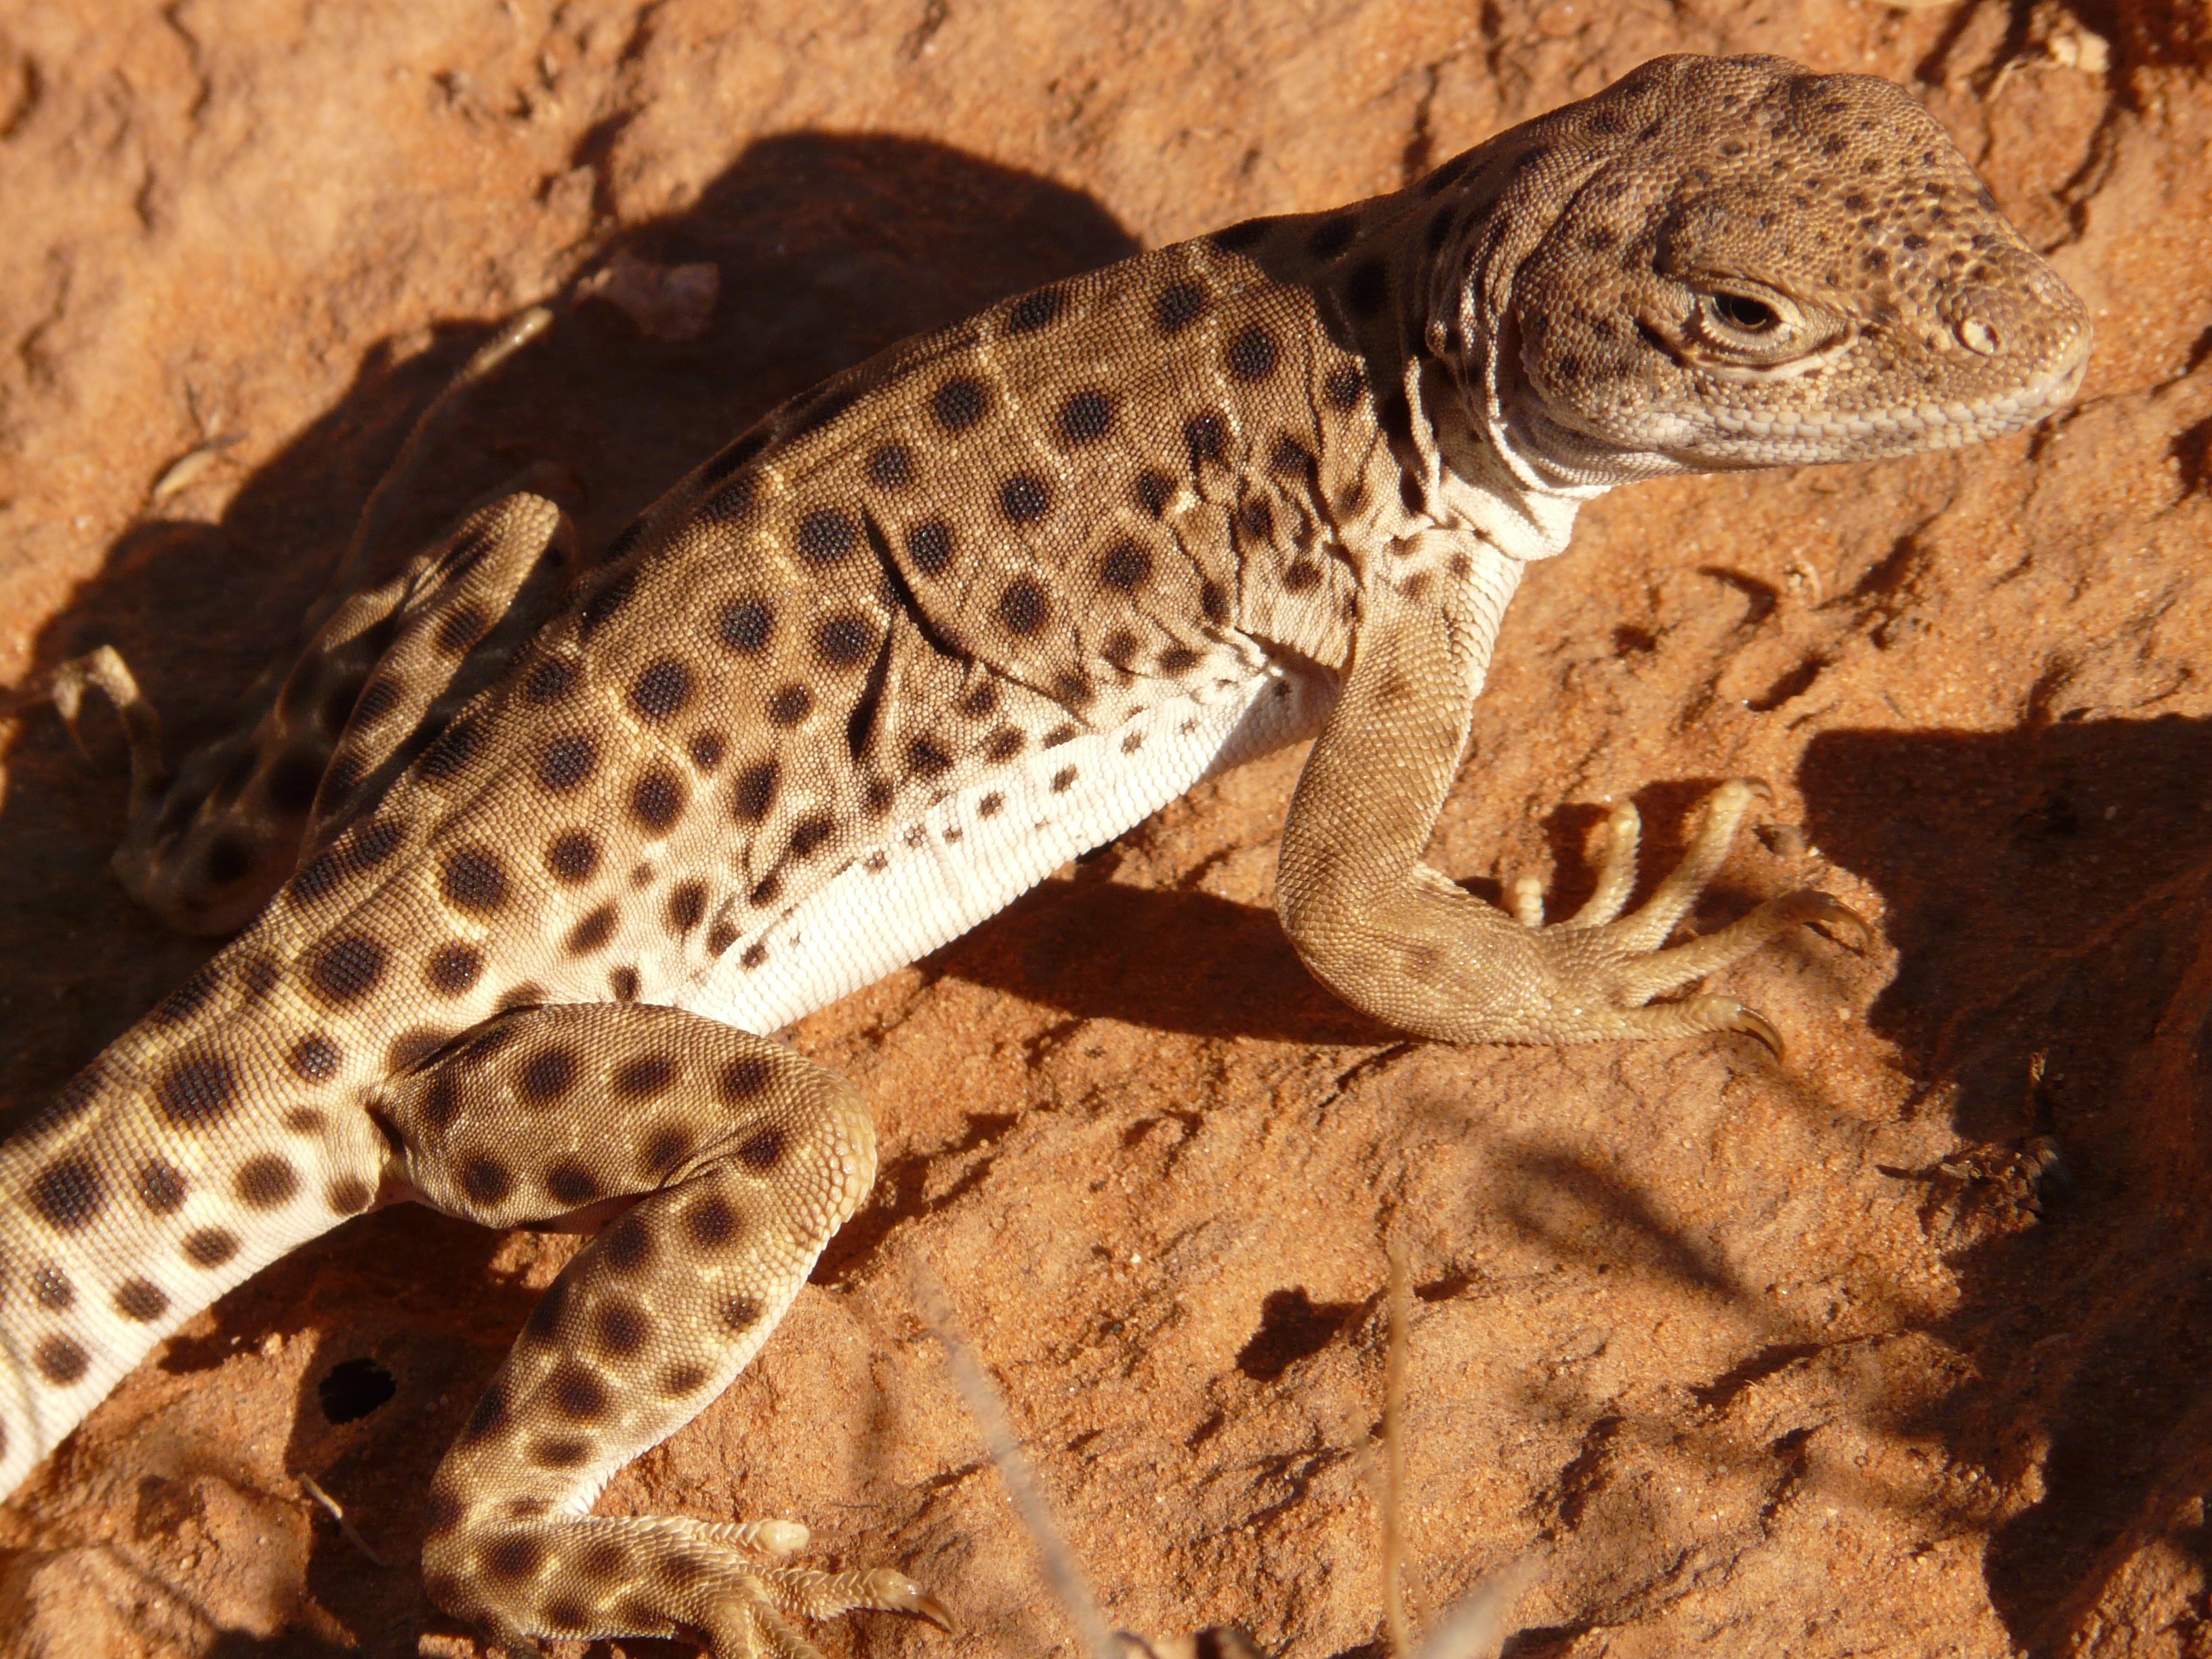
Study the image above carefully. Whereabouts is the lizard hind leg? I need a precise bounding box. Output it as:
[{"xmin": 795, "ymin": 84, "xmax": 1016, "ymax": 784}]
[
  {"xmin": 52, "ymin": 489, "xmax": 579, "ymax": 936},
  {"xmin": 382, "ymin": 1002, "xmax": 945, "ymax": 1657}
]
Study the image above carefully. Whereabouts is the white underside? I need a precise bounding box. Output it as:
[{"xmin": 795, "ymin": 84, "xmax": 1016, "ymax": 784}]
[{"xmin": 679, "ymin": 657, "xmax": 1336, "ymax": 1034}]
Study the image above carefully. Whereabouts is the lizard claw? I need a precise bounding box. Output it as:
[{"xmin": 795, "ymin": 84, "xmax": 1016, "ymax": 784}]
[
  {"xmin": 1719, "ymin": 1001, "xmax": 1785, "ymax": 1059},
  {"xmin": 1798, "ymin": 892, "xmax": 1872, "ymax": 952},
  {"xmin": 882, "ymin": 1581, "xmax": 956, "ymax": 1633}
]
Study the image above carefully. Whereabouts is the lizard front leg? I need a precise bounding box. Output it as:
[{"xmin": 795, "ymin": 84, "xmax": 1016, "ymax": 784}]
[
  {"xmin": 380, "ymin": 1002, "xmax": 945, "ymax": 1658},
  {"xmin": 1275, "ymin": 566, "xmax": 1860, "ymax": 1050}
]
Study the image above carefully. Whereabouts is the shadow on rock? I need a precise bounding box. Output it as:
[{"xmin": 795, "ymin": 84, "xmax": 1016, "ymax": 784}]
[
  {"xmin": 933, "ymin": 855, "xmax": 1401, "ymax": 1046},
  {"xmin": 0, "ymin": 130, "xmax": 1137, "ymax": 1655},
  {"xmin": 1803, "ymin": 713, "xmax": 2212, "ymax": 1652}
]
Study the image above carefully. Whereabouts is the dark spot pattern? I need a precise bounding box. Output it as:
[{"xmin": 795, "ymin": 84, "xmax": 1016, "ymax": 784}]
[
  {"xmin": 545, "ymin": 830, "xmax": 600, "ymax": 882},
  {"xmin": 524, "ymin": 657, "xmax": 579, "ymax": 705},
  {"xmin": 629, "ymin": 659, "xmax": 693, "ymax": 722},
  {"xmin": 1212, "ymin": 216, "xmax": 1275, "ymax": 250},
  {"xmin": 29, "ymin": 1157, "xmax": 104, "ymax": 1233},
  {"xmin": 932, "ymin": 376, "xmax": 988, "ymax": 431},
  {"xmin": 686, "ymin": 1195, "xmax": 739, "ymax": 1246},
  {"xmin": 787, "ymin": 815, "xmax": 835, "ymax": 860},
  {"xmin": 311, "ymin": 935, "xmax": 388, "ymax": 1004},
  {"xmin": 486, "ymin": 1534, "xmax": 548, "ymax": 1580},
  {"xmin": 1225, "ymin": 325, "xmax": 1280, "ymax": 381},
  {"xmin": 615, "ymin": 1054, "xmax": 678, "ymax": 1099},
  {"xmin": 738, "ymin": 1127, "xmax": 785, "ymax": 1168},
  {"xmin": 1135, "ymin": 470, "xmax": 1174, "ymax": 516},
  {"xmin": 718, "ymin": 598, "xmax": 773, "ymax": 653},
  {"xmin": 795, "ymin": 509, "xmax": 859, "ymax": 565},
  {"xmin": 115, "ymin": 1279, "xmax": 169, "ymax": 1322},
  {"xmin": 580, "ymin": 569, "xmax": 638, "ymax": 638},
  {"xmin": 137, "ymin": 1160, "xmax": 186, "ymax": 1213},
  {"xmin": 520, "ymin": 1048, "xmax": 581, "ymax": 1103},
  {"xmin": 567, "ymin": 906, "xmax": 617, "ymax": 955},
  {"xmin": 156, "ymin": 1052, "xmax": 241, "ymax": 1126},
  {"xmin": 688, "ymin": 731, "xmax": 726, "ymax": 771},
  {"xmin": 461, "ymin": 1156, "xmax": 512, "ymax": 1205},
  {"xmin": 150, "ymin": 963, "xmax": 223, "ymax": 1027},
  {"xmin": 289, "ymin": 1036, "xmax": 340, "ymax": 1082},
  {"xmin": 1000, "ymin": 474, "xmax": 1050, "ymax": 525},
  {"xmin": 766, "ymin": 684, "xmax": 813, "ymax": 726},
  {"xmin": 733, "ymin": 760, "xmax": 779, "ymax": 822},
  {"xmin": 1006, "ymin": 286, "xmax": 1067, "ymax": 332},
  {"xmin": 537, "ymin": 734, "xmax": 597, "ymax": 793},
  {"xmin": 907, "ymin": 519, "xmax": 954, "ymax": 575},
  {"xmin": 643, "ymin": 1126, "xmax": 692, "ymax": 1174},
  {"xmin": 545, "ymin": 1162, "xmax": 600, "ymax": 1206},
  {"xmin": 237, "ymin": 1155, "xmax": 300, "ymax": 1208},
  {"xmin": 552, "ymin": 1366, "xmax": 607, "ymax": 1423},
  {"xmin": 417, "ymin": 718, "xmax": 482, "ymax": 781},
  {"xmin": 631, "ymin": 768, "xmax": 687, "ymax": 831},
  {"xmin": 666, "ymin": 882, "xmax": 708, "ymax": 935},
  {"xmin": 35, "ymin": 1337, "xmax": 87, "ymax": 1385},
  {"xmin": 815, "ymin": 615, "xmax": 874, "ymax": 667},
  {"xmin": 428, "ymin": 942, "xmax": 485, "ymax": 995},
  {"xmin": 1324, "ymin": 364, "xmax": 1365, "ymax": 409},
  {"xmin": 720, "ymin": 1054, "xmax": 773, "ymax": 1099},
  {"xmin": 1155, "ymin": 280, "xmax": 1206, "ymax": 333},
  {"xmin": 868, "ymin": 444, "xmax": 914, "ymax": 488},
  {"xmin": 184, "ymin": 1227, "xmax": 240, "ymax": 1267},
  {"xmin": 594, "ymin": 1300, "xmax": 651, "ymax": 1355},
  {"xmin": 998, "ymin": 577, "xmax": 1049, "ymax": 636},
  {"xmin": 442, "ymin": 847, "xmax": 509, "ymax": 914},
  {"xmin": 1185, "ymin": 413, "xmax": 1227, "ymax": 466},
  {"xmin": 1057, "ymin": 390, "xmax": 1113, "ymax": 444},
  {"xmin": 328, "ymin": 1178, "xmax": 373, "ymax": 1214},
  {"xmin": 31, "ymin": 1266, "xmax": 71, "ymax": 1309}
]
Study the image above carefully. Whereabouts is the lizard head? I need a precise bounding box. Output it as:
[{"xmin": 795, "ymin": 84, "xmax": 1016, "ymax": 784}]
[{"xmin": 1435, "ymin": 54, "xmax": 2091, "ymax": 478}]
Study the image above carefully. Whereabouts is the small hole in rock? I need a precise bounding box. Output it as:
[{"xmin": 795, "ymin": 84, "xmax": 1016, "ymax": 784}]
[{"xmin": 319, "ymin": 1356, "xmax": 396, "ymax": 1423}]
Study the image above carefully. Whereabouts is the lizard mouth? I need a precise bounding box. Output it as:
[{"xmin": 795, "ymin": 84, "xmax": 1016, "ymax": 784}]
[{"xmin": 1697, "ymin": 335, "xmax": 2091, "ymax": 454}]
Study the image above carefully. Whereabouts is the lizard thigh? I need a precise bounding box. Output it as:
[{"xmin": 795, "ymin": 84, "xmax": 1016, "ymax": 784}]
[{"xmin": 377, "ymin": 1002, "xmax": 938, "ymax": 1657}]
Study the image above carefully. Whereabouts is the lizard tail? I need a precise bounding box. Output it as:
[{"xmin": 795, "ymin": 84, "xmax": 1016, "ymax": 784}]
[{"xmin": 0, "ymin": 971, "xmax": 390, "ymax": 1497}]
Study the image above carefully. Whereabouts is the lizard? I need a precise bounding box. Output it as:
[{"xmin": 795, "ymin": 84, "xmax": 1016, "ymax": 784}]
[{"xmin": 4, "ymin": 51, "xmax": 2088, "ymax": 1658}]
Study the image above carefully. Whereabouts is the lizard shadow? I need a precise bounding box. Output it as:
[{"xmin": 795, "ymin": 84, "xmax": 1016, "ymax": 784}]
[
  {"xmin": 0, "ymin": 131, "xmax": 1139, "ymax": 1656},
  {"xmin": 929, "ymin": 858, "xmax": 1400, "ymax": 1047},
  {"xmin": 1799, "ymin": 712, "xmax": 2212, "ymax": 1655}
]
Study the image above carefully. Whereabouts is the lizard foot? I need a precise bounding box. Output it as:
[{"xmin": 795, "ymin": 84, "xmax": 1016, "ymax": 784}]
[
  {"xmin": 1498, "ymin": 779, "xmax": 1868, "ymax": 1054},
  {"xmin": 450, "ymin": 1517, "xmax": 948, "ymax": 1659}
]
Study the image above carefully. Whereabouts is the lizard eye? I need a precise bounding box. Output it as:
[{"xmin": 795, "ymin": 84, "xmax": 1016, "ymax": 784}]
[
  {"xmin": 1673, "ymin": 282, "xmax": 1841, "ymax": 371},
  {"xmin": 1711, "ymin": 291, "xmax": 1778, "ymax": 333}
]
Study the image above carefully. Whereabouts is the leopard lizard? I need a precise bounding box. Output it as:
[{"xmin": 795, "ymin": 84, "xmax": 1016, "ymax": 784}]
[{"xmin": 5, "ymin": 52, "xmax": 2088, "ymax": 1657}]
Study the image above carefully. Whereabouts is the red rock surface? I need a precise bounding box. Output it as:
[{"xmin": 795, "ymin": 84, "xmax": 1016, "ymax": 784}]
[{"xmin": 3, "ymin": 2, "xmax": 2212, "ymax": 1655}]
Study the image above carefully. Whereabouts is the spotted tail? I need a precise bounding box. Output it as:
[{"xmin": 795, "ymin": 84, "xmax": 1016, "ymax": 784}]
[{"xmin": 0, "ymin": 948, "xmax": 390, "ymax": 1496}]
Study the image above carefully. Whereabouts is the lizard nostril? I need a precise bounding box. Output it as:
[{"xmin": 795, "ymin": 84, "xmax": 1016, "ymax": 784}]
[{"xmin": 1956, "ymin": 316, "xmax": 2000, "ymax": 356}]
